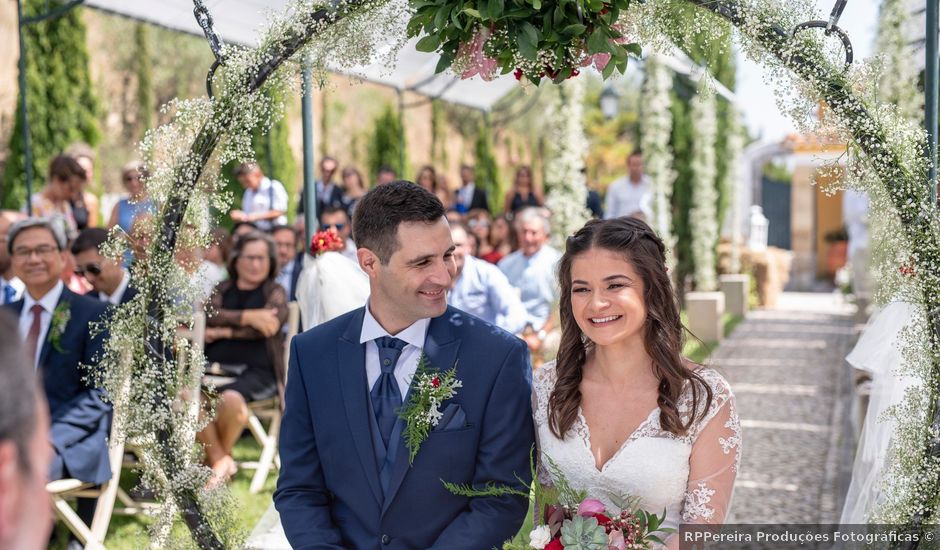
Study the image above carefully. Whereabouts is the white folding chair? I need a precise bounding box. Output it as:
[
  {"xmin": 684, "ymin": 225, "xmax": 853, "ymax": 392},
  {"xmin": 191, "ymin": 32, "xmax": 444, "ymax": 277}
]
[
  {"xmin": 46, "ymin": 373, "xmax": 135, "ymax": 549},
  {"xmin": 240, "ymin": 302, "xmax": 299, "ymax": 493}
]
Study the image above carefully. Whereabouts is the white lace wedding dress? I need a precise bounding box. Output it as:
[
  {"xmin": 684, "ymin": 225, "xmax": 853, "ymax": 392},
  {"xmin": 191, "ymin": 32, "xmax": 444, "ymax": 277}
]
[{"xmin": 532, "ymin": 362, "xmax": 741, "ymax": 546}]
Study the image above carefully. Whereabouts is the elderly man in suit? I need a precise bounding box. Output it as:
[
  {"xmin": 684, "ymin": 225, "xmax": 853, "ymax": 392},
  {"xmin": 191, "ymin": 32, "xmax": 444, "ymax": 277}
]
[{"xmin": 4, "ymin": 218, "xmax": 110, "ymax": 547}]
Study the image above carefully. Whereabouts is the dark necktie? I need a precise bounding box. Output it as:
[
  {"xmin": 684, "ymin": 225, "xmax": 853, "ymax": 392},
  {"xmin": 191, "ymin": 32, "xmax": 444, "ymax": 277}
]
[
  {"xmin": 370, "ymin": 336, "xmax": 407, "ymax": 448},
  {"xmin": 1, "ymin": 284, "xmax": 13, "ymax": 304},
  {"xmin": 25, "ymin": 304, "xmax": 44, "ymax": 368}
]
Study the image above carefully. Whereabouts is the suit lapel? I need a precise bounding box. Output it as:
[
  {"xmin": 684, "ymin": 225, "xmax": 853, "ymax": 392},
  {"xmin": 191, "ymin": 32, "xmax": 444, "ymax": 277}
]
[
  {"xmin": 39, "ymin": 288, "xmax": 72, "ymax": 369},
  {"xmin": 337, "ymin": 309, "xmax": 383, "ymax": 506},
  {"xmin": 382, "ymin": 311, "xmax": 461, "ymax": 514}
]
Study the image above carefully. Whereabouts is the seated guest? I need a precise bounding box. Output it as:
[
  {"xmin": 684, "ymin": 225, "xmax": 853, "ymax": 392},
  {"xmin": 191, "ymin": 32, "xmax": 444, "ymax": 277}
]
[
  {"xmin": 503, "ymin": 165, "xmax": 543, "ymax": 214},
  {"xmin": 66, "ymin": 143, "xmax": 101, "ymax": 230},
  {"xmin": 498, "ymin": 207, "xmax": 560, "ymax": 353},
  {"xmin": 482, "ymin": 213, "xmax": 514, "ymax": 264},
  {"xmin": 320, "ymin": 206, "xmax": 357, "ymax": 261},
  {"xmin": 467, "ymin": 208, "xmax": 495, "ymax": 259},
  {"xmin": 3, "ymin": 218, "xmax": 110, "ymax": 541},
  {"xmin": 26, "ymin": 155, "xmax": 83, "ymax": 236},
  {"xmin": 375, "ymin": 165, "xmax": 397, "ymax": 186},
  {"xmin": 198, "ymin": 231, "xmax": 287, "ymax": 482},
  {"xmin": 0, "ymin": 310, "xmax": 53, "ymax": 550},
  {"xmin": 0, "ymin": 211, "xmax": 27, "ymax": 304},
  {"xmin": 448, "ymin": 224, "xmax": 528, "ymax": 334},
  {"xmin": 71, "ymin": 228, "xmax": 136, "ymax": 306},
  {"xmin": 272, "ymin": 225, "xmax": 302, "ymax": 302},
  {"xmin": 108, "ymin": 161, "xmax": 155, "ymax": 234}
]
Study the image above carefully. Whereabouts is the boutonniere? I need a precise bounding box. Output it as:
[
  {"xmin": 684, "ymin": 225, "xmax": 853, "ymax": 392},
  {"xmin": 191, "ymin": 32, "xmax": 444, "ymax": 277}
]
[
  {"xmin": 49, "ymin": 302, "xmax": 70, "ymax": 352},
  {"xmin": 399, "ymin": 354, "xmax": 462, "ymax": 463}
]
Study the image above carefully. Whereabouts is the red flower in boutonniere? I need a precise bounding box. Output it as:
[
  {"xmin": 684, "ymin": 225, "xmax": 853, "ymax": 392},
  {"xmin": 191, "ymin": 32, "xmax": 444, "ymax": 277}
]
[{"xmin": 309, "ymin": 230, "xmax": 345, "ymax": 256}]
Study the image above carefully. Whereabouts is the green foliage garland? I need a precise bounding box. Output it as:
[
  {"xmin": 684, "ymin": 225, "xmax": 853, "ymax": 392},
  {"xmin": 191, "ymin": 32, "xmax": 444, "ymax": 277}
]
[
  {"xmin": 2, "ymin": 0, "xmax": 100, "ymax": 209},
  {"xmin": 408, "ymin": 0, "xmax": 641, "ymax": 83}
]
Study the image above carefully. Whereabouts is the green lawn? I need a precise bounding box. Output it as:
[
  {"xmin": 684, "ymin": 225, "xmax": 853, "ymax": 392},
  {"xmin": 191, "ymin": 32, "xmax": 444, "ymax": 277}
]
[{"xmin": 50, "ymin": 436, "xmax": 275, "ymax": 549}]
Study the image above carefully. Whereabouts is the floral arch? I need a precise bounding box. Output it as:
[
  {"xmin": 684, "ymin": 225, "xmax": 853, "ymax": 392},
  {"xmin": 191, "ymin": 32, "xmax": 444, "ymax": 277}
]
[{"xmin": 98, "ymin": 0, "xmax": 939, "ymax": 547}]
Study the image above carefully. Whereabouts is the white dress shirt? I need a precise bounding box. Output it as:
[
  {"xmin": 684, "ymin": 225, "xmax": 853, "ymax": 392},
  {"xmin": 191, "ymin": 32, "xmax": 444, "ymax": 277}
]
[
  {"xmin": 458, "ymin": 183, "xmax": 476, "ymax": 210},
  {"xmin": 18, "ymin": 280, "xmax": 65, "ymax": 368},
  {"xmin": 1, "ymin": 275, "xmax": 25, "ymax": 304},
  {"xmin": 276, "ymin": 259, "xmax": 296, "ymax": 297},
  {"xmin": 604, "ymin": 175, "xmax": 652, "ymax": 219},
  {"xmin": 98, "ymin": 270, "xmax": 130, "ymax": 305},
  {"xmin": 242, "ymin": 176, "xmax": 289, "ymax": 230},
  {"xmin": 359, "ymin": 302, "xmax": 430, "ymax": 397}
]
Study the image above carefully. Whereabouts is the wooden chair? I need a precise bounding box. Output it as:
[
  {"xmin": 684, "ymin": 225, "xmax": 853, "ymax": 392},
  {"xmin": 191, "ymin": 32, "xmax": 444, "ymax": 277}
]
[{"xmin": 239, "ymin": 301, "xmax": 299, "ymax": 493}]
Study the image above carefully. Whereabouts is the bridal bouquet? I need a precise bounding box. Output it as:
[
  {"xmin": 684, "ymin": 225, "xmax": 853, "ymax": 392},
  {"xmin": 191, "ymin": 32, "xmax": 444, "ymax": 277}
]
[
  {"xmin": 527, "ymin": 496, "xmax": 670, "ymax": 550},
  {"xmin": 445, "ymin": 452, "xmax": 671, "ymax": 550}
]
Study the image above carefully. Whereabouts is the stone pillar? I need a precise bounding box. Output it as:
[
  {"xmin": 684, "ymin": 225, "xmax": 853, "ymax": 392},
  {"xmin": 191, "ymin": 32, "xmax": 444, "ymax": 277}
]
[
  {"xmin": 720, "ymin": 274, "xmax": 750, "ymax": 317},
  {"xmin": 790, "ymin": 165, "xmax": 816, "ymax": 291},
  {"xmin": 685, "ymin": 291, "xmax": 725, "ymax": 343}
]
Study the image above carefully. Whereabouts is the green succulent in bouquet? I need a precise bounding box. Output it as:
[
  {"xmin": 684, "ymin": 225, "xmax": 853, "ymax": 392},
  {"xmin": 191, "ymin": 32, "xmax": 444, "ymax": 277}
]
[{"xmin": 560, "ymin": 515, "xmax": 609, "ymax": 549}]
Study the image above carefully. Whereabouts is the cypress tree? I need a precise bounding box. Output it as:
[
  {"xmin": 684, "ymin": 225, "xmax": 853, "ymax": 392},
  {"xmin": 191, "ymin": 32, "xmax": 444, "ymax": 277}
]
[
  {"xmin": 3, "ymin": 0, "xmax": 100, "ymax": 209},
  {"xmin": 135, "ymin": 23, "xmax": 154, "ymax": 138},
  {"xmin": 367, "ymin": 103, "xmax": 408, "ymax": 179},
  {"xmin": 474, "ymin": 117, "xmax": 501, "ymax": 215}
]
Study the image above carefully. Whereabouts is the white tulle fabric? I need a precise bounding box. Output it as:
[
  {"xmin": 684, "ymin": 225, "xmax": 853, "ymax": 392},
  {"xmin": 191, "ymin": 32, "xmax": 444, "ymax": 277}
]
[
  {"xmin": 840, "ymin": 301, "xmax": 921, "ymax": 524},
  {"xmin": 295, "ymin": 251, "xmax": 370, "ymax": 330},
  {"xmin": 532, "ymin": 362, "xmax": 740, "ymax": 544}
]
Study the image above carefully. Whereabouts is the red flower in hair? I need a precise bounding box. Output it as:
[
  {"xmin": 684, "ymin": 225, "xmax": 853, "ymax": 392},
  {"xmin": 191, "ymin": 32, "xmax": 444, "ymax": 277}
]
[{"xmin": 309, "ymin": 230, "xmax": 346, "ymax": 256}]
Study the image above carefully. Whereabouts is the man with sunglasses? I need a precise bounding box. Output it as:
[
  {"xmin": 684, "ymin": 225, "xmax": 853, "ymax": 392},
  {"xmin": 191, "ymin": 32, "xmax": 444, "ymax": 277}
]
[
  {"xmin": 320, "ymin": 206, "xmax": 358, "ymax": 261},
  {"xmin": 71, "ymin": 228, "xmax": 136, "ymax": 306}
]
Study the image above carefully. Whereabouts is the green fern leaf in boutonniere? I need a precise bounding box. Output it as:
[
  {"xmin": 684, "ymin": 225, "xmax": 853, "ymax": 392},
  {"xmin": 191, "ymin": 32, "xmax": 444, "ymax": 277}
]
[
  {"xmin": 49, "ymin": 302, "xmax": 70, "ymax": 353},
  {"xmin": 398, "ymin": 353, "xmax": 462, "ymax": 464}
]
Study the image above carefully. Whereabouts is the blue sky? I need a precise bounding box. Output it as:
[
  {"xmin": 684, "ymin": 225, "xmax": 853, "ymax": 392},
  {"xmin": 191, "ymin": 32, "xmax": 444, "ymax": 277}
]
[{"xmin": 737, "ymin": 0, "xmax": 881, "ymax": 141}]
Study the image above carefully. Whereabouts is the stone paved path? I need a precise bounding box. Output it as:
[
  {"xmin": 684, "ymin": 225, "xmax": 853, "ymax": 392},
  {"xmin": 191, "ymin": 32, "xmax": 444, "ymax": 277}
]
[{"xmin": 711, "ymin": 292, "xmax": 858, "ymax": 524}]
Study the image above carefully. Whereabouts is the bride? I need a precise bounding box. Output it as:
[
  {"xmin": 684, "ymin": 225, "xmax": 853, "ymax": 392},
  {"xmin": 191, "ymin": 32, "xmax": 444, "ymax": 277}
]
[{"xmin": 532, "ymin": 217, "xmax": 741, "ymax": 548}]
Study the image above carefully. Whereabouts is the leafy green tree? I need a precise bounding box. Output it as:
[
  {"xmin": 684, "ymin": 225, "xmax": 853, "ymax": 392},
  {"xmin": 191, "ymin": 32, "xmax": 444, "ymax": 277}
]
[
  {"xmin": 135, "ymin": 23, "xmax": 154, "ymax": 137},
  {"xmin": 3, "ymin": 0, "xmax": 100, "ymax": 209},
  {"xmin": 367, "ymin": 103, "xmax": 408, "ymax": 179},
  {"xmin": 474, "ymin": 117, "xmax": 502, "ymax": 214}
]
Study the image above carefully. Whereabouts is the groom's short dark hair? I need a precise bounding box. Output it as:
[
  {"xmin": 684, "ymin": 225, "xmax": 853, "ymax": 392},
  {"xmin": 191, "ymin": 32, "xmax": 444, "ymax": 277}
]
[{"xmin": 353, "ymin": 180, "xmax": 445, "ymax": 264}]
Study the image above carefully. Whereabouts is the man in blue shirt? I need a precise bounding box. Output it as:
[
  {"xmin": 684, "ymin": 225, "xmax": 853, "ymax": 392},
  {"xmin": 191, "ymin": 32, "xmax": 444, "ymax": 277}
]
[
  {"xmin": 498, "ymin": 208, "xmax": 560, "ymax": 355},
  {"xmin": 448, "ymin": 224, "xmax": 527, "ymax": 334}
]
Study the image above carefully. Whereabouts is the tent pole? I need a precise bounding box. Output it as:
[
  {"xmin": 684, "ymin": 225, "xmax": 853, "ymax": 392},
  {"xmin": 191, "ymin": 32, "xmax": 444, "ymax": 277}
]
[
  {"xmin": 397, "ymin": 88, "xmax": 405, "ymax": 177},
  {"xmin": 302, "ymin": 59, "xmax": 317, "ymax": 251},
  {"xmin": 16, "ymin": 0, "xmax": 34, "ymax": 214}
]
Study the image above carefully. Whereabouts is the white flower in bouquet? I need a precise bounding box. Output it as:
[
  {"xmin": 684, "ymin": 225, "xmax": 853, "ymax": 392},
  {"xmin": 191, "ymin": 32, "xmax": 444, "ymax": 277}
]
[{"xmin": 528, "ymin": 524, "xmax": 553, "ymax": 549}]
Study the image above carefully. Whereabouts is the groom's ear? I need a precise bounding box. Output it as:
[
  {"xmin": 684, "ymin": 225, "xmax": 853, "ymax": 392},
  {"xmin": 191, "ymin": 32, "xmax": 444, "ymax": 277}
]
[{"xmin": 358, "ymin": 248, "xmax": 378, "ymax": 278}]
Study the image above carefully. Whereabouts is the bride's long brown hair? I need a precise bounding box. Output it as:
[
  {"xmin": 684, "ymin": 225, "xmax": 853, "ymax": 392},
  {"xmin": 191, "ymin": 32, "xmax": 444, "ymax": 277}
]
[{"xmin": 547, "ymin": 217, "xmax": 713, "ymax": 439}]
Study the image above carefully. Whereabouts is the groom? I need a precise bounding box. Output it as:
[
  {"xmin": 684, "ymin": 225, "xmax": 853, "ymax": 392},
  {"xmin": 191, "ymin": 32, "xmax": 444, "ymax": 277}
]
[{"xmin": 274, "ymin": 181, "xmax": 535, "ymax": 549}]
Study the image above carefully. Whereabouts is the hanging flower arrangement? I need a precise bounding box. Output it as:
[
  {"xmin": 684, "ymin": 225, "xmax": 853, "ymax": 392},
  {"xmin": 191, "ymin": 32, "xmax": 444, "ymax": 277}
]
[{"xmin": 408, "ymin": 0, "xmax": 642, "ymax": 83}]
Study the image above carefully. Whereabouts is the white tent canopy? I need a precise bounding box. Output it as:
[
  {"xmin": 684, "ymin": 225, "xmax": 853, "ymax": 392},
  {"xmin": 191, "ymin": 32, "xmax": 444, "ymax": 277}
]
[{"xmin": 83, "ymin": 0, "xmax": 521, "ymax": 111}]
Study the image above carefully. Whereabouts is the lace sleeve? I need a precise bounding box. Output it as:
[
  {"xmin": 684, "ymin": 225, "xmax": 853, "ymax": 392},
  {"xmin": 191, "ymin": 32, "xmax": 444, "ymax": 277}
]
[
  {"xmin": 680, "ymin": 392, "xmax": 741, "ymax": 525},
  {"xmin": 531, "ymin": 364, "xmax": 555, "ymax": 487}
]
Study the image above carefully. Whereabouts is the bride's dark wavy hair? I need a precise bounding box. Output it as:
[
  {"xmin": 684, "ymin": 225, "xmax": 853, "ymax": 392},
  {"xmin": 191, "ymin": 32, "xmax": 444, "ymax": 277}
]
[{"xmin": 547, "ymin": 217, "xmax": 713, "ymax": 439}]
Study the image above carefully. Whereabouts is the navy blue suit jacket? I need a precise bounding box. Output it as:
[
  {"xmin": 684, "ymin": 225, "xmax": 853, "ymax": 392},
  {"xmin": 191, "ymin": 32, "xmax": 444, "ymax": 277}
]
[
  {"xmin": 86, "ymin": 281, "xmax": 137, "ymax": 306},
  {"xmin": 5, "ymin": 288, "xmax": 111, "ymax": 485},
  {"xmin": 274, "ymin": 306, "xmax": 535, "ymax": 549}
]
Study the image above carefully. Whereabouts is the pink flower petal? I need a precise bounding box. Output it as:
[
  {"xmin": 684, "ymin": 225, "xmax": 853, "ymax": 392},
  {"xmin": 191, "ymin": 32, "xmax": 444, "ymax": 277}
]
[
  {"xmin": 577, "ymin": 498, "xmax": 606, "ymax": 517},
  {"xmin": 608, "ymin": 530, "xmax": 626, "ymax": 550}
]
